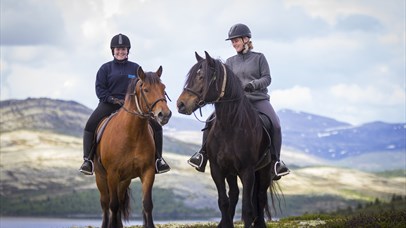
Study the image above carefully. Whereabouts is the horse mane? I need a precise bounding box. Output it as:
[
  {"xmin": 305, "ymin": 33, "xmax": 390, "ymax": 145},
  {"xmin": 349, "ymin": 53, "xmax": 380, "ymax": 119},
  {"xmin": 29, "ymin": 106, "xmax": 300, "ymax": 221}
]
[{"xmin": 203, "ymin": 58, "xmax": 260, "ymax": 129}]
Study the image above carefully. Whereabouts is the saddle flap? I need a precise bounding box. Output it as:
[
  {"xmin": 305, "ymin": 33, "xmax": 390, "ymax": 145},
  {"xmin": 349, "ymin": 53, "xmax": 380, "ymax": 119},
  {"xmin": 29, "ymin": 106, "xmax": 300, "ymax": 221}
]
[{"xmin": 96, "ymin": 111, "xmax": 119, "ymax": 143}]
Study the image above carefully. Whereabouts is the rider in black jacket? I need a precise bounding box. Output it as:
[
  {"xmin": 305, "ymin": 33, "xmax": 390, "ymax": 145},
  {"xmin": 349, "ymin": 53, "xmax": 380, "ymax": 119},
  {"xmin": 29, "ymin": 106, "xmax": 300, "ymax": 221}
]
[{"xmin": 79, "ymin": 33, "xmax": 170, "ymax": 175}]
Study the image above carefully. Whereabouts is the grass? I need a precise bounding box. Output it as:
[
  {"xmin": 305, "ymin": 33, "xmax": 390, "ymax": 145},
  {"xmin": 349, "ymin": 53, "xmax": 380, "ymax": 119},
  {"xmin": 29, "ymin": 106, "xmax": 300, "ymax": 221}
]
[
  {"xmin": 122, "ymin": 195, "xmax": 406, "ymax": 228},
  {"xmin": 120, "ymin": 210, "xmax": 406, "ymax": 228}
]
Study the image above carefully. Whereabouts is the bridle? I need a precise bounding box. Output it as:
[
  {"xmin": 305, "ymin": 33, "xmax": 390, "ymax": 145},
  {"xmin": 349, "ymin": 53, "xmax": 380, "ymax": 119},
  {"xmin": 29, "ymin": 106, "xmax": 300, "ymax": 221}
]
[
  {"xmin": 122, "ymin": 78, "xmax": 169, "ymax": 119},
  {"xmin": 182, "ymin": 62, "xmax": 228, "ymax": 107},
  {"xmin": 182, "ymin": 61, "xmax": 240, "ymax": 123}
]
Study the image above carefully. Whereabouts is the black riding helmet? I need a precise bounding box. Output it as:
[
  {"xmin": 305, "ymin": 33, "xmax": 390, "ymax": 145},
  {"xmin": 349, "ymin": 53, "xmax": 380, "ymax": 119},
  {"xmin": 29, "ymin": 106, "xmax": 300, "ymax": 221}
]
[
  {"xmin": 110, "ymin": 33, "xmax": 131, "ymax": 55},
  {"xmin": 225, "ymin": 23, "xmax": 251, "ymax": 41}
]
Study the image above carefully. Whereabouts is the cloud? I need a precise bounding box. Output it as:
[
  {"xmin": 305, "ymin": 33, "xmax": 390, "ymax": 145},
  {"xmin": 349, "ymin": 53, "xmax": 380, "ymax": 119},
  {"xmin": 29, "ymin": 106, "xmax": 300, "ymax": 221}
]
[
  {"xmin": 1, "ymin": 0, "xmax": 66, "ymax": 46},
  {"xmin": 335, "ymin": 14, "xmax": 384, "ymax": 32},
  {"xmin": 0, "ymin": 0, "xmax": 404, "ymax": 125},
  {"xmin": 330, "ymin": 83, "xmax": 405, "ymax": 106},
  {"xmin": 271, "ymin": 86, "xmax": 313, "ymax": 110}
]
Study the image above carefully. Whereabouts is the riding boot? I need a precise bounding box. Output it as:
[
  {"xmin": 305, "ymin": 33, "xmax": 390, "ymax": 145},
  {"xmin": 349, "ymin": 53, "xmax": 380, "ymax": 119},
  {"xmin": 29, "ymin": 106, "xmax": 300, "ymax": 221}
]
[
  {"xmin": 188, "ymin": 122, "xmax": 211, "ymax": 172},
  {"xmin": 79, "ymin": 130, "xmax": 95, "ymax": 175},
  {"xmin": 188, "ymin": 147, "xmax": 208, "ymax": 172},
  {"xmin": 270, "ymin": 128, "xmax": 290, "ymax": 180},
  {"xmin": 271, "ymin": 160, "xmax": 290, "ymax": 181},
  {"xmin": 151, "ymin": 121, "xmax": 170, "ymax": 174}
]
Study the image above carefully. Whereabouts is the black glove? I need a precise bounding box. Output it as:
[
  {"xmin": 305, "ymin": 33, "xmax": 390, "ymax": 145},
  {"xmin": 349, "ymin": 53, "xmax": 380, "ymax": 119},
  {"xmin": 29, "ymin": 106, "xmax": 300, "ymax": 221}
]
[
  {"xmin": 114, "ymin": 99, "xmax": 124, "ymax": 106},
  {"xmin": 107, "ymin": 96, "xmax": 115, "ymax": 104},
  {"xmin": 107, "ymin": 96, "xmax": 124, "ymax": 106},
  {"xmin": 244, "ymin": 83, "xmax": 255, "ymax": 92}
]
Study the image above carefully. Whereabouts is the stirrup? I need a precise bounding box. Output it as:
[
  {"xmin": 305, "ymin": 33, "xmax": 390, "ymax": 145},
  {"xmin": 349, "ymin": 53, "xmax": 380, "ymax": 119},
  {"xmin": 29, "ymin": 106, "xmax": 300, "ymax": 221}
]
[
  {"xmin": 155, "ymin": 158, "xmax": 170, "ymax": 174},
  {"xmin": 79, "ymin": 159, "xmax": 94, "ymax": 175},
  {"xmin": 274, "ymin": 161, "xmax": 290, "ymax": 177},
  {"xmin": 187, "ymin": 152, "xmax": 204, "ymax": 169}
]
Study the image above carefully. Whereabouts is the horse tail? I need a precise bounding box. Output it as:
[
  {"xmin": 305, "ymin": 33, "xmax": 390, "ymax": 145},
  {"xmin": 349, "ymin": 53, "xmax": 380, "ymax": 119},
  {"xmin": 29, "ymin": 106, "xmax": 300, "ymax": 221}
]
[
  {"xmin": 121, "ymin": 186, "xmax": 131, "ymax": 221},
  {"xmin": 267, "ymin": 181, "xmax": 284, "ymax": 220}
]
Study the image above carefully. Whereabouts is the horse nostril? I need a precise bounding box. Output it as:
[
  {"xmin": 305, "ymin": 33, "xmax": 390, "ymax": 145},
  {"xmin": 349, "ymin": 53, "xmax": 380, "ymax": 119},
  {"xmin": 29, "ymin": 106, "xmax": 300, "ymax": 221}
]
[
  {"xmin": 158, "ymin": 110, "xmax": 171, "ymax": 120},
  {"xmin": 177, "ymin": 102, "xmax": 185, "ymax": 112}
]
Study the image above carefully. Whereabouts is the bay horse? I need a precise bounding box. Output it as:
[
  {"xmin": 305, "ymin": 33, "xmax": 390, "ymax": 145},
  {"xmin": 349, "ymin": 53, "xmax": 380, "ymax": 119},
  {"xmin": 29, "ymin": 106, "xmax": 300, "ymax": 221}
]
[
  {"xmin": 94, "ymin": 66, "xmax": 171, "ymax": 228},
  {"xmin": 177, "ymin": 52, "xmax": 277, "ymax": 228}
]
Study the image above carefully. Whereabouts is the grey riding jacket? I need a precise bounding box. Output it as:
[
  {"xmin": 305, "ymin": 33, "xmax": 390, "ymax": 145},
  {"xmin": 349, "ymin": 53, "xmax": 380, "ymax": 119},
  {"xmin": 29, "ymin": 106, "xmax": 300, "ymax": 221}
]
[{"xmin": 225, "ymin": 50, "xmax": 272, "ymax": 102}]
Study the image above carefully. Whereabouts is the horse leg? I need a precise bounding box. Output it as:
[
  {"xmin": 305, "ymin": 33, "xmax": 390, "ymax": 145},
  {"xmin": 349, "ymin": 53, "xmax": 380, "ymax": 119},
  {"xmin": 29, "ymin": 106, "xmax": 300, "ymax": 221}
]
[
  {"xmin": 107, "ymin": 173, "xmax": 122, "ymax": 228},
  {"xmin": 226, "ymin": 175, "xmax": 239, "ymax": 221},
  {"xmin": 95, "ymin": 173, "xmax": 109, "ymax": 228},
  {"xmin": 211, "ymin": 165, "xmax": 233, "ymax": 228},
  {"xmin": 253, "ymin": 167, "xmax": 271, "ymax": 228},
  {"xmin": 141, "ymin": 168, "xmax": 155, "ymax": 228},
  {"xmin": 240, "ymin": 169, "xmax": 256, "ymax": 228},
  {"xmin": 118, "ymin": 179, "xmax": 132, "ymax": 227}
]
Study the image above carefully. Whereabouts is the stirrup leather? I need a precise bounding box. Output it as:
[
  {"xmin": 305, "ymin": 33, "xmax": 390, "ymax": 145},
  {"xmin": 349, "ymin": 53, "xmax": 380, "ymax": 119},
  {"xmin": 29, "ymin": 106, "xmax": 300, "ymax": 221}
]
[{"xmin": 274, "ymin": 161, "xmax": 290, "ymax": 177}]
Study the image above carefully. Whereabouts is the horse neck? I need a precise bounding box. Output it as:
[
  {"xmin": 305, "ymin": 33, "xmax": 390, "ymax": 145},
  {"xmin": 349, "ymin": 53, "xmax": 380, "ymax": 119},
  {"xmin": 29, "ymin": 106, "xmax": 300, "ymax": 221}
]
[
  {"xmin": 119, "ymin": 103, "xmax": 149, "ymax": 131},
  {"xmin": 214, "ymin": 91, "xmax": 257, "ymax": 129}
]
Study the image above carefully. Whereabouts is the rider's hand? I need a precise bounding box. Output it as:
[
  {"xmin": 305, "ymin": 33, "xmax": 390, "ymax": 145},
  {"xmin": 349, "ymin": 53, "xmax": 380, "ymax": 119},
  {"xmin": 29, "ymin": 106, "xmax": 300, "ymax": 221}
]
[
  {"xmin": 244, "ymin": 82, "xmax": 255, "ymax": 92},
  {"xmin": 115, "ymin": 99, "xmax": 124, "ymax": 106},
  {"xmin": 108, "ymin": 96, "xmax": 124, "ymax": 106}
]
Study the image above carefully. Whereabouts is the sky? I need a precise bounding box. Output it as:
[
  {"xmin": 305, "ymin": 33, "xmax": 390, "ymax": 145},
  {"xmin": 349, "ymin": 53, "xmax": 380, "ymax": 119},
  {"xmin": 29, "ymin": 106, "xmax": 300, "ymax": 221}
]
[{"xmin": 1, "ymin": 0, "xmax": 405, "ymax": 125}]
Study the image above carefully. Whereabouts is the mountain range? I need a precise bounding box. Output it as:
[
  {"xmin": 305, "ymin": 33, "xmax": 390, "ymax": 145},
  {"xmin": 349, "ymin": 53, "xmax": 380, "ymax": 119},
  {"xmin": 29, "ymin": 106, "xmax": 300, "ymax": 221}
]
[{"xmin": 3, "ymin": 98, "xmax": 403, "ymax": 161}]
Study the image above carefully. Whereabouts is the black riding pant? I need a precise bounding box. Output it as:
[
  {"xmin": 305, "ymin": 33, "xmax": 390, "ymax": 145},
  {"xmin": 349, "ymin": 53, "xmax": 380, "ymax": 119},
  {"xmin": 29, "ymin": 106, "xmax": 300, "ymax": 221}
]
[{"xmin": 84, "ymin": 102, "xmax": 121, "ymax": 134}]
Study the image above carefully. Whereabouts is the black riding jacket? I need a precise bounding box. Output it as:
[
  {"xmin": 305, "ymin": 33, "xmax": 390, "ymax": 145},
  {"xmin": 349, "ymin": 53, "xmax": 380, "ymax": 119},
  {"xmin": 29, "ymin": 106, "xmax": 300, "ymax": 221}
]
[{"xmin": 95, "ymin": 58, "xmax": 140, "ymax": 103}]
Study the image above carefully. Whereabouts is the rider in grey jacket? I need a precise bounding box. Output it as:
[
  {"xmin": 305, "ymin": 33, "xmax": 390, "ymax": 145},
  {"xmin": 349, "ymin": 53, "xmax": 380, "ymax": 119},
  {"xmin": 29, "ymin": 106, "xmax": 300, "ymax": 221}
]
[{"xmin": 188, "ymin": 23, "xmax": 290, "ymax": 180}]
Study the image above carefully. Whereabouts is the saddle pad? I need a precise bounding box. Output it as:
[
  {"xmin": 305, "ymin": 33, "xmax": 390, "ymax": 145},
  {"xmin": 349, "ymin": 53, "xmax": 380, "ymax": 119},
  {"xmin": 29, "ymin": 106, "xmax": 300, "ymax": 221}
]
[{"xmin": 96, "ymin": 111, "xmax": 119, "ymax": 144}]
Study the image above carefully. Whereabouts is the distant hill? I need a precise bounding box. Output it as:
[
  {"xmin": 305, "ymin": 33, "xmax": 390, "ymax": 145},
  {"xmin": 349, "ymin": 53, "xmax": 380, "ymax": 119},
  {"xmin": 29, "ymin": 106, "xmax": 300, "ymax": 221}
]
[
  {"xmin": 0, "ymin": 98, "xmax": 203, "ymax": 135},
  {"xmin": 0, "ymin": 98, "xmax": 91, "ymax": 137},
  {"xmin": 1, "ymin": 98, "xmax": 405, "ymax": 161}
]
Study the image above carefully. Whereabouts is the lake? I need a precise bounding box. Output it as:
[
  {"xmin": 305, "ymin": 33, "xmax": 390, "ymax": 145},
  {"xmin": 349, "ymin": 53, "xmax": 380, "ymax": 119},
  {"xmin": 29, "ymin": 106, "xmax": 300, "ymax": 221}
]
[{"xmin": 0, "ymin": 217, "xmax": 212, "ymax": 228}]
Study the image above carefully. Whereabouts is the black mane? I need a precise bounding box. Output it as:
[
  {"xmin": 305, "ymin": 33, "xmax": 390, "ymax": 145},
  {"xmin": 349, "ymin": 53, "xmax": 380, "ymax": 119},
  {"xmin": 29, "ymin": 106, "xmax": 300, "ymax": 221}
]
[{"xmin": 202, "ymin": 58, "xmax": 259, "ymax": 129}]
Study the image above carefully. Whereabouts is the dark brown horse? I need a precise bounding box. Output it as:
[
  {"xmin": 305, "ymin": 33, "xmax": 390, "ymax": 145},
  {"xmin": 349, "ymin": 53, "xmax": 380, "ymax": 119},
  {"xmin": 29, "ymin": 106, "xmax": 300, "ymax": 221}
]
[
  {"xmin": 94, "ymin": 66, "xmax": 171, "ymax": 228},
  {"xmin": 177, "ymin": 52, "xmax": 277, "ymax": 228}
]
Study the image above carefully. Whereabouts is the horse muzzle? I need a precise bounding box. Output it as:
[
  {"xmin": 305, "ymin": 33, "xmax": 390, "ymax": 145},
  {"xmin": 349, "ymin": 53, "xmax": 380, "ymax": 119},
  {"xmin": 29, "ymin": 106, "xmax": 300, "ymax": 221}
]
[
  {"xmin": 177, "ymin": 98, "xmax": 201, "ymax": 115},
  {"xmin": 155, "ymin": 110, "xmax": 172, "ymax": 125}
]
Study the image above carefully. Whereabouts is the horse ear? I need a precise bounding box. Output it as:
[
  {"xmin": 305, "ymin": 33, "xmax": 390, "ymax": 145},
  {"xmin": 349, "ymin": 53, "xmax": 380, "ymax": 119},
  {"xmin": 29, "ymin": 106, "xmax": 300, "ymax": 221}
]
[
  {"xmin": 137, "ymin": 66, "xmax": 145, "ymax": 81},
  {"xmin": 156, "ymin": 66, "xmax": 163, "ymax": 77},
  {"xmin": 195, "ymin": 52, "xmax": 204, "ymax": 62},
  {"xmin": 204, "ymin": 51, "xmax": 215, "ymax": 67}
]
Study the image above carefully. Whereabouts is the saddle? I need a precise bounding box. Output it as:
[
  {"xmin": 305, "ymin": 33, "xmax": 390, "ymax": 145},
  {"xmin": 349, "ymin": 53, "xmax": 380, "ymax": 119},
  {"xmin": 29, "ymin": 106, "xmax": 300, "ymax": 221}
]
[
  {"xmin": 96, "ymin": 111, "xmax": 119, "ymax": 144},
  {"xmin": 254, "ymin": 112, "xmax": 273, "ymax": 171}
]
